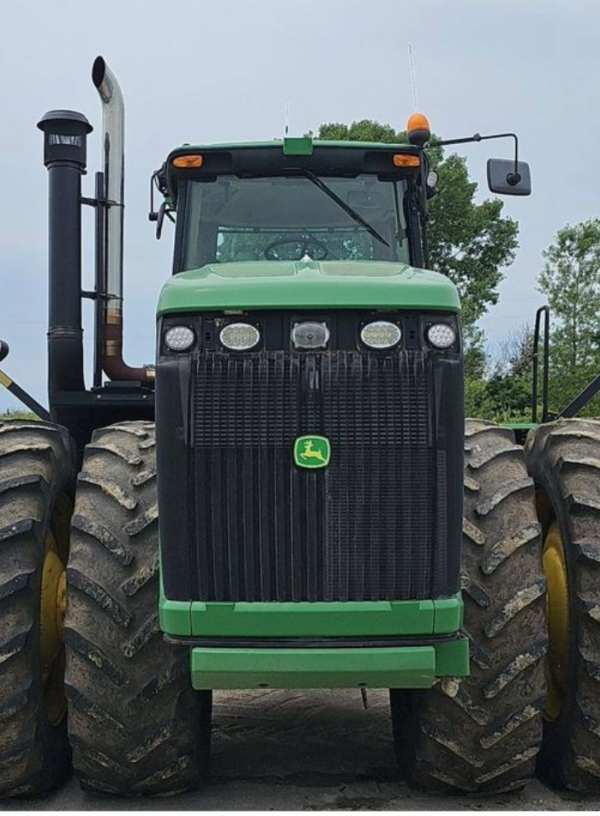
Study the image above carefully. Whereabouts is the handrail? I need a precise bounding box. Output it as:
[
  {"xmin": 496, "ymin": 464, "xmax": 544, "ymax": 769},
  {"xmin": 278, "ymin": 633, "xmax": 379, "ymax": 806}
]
[{"xmin": 532, "ymin": 305, "xmax": 550, "ymax": 423}]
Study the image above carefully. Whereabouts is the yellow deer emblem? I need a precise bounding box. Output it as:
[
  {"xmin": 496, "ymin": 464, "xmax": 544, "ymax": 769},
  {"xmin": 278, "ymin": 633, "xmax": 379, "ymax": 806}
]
[
  {"xmin": 294, "ymin": 435, "xmax": 331, "ymax": 468},
  {"xmin": 300, "ymin": 439, "xmax": 327, "ymax": 463}
]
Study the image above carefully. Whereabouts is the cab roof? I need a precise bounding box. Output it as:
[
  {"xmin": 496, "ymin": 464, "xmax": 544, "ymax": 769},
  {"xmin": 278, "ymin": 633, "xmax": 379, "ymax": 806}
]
[
  {"xmin": 168, "ymin": 136, "xmax": 418, "ymax": 156},
  {"xmin": 164, "ymin": 137, "xmax": 421, "ymax": 202}
]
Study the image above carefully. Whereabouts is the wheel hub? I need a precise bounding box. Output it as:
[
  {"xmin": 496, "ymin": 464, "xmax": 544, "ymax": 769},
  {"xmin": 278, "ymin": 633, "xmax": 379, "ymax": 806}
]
[{"xmin": 543, "ymin": 520, "xmax": 570, "ymax": 721}]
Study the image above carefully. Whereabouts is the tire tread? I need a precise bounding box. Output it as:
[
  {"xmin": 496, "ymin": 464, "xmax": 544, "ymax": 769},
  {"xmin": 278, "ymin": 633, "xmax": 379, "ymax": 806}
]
[
  {"xmin": 391, "ymin": 421, "xmax": 546, "ymax": 794},
  {"xmin": 65, "ymin": 421, "xmax": 210, "ymax": 796},
  {"xmin": 525, "ymin": 417, "xmax": 600, "ymax": 792},
  {"xmin": 0, "ymin": 420, "xmax": 75, "ymax": 798}
]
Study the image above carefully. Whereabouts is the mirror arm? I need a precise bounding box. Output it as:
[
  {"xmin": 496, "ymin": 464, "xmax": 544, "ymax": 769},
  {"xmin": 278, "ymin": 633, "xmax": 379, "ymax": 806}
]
[
  {"xmin": 149, "ymin": 167, "xmax": 174, "ymax": 238},
  {"xmin": 428, "ymin": 132, "xmax": 521, "ymax": 185}
]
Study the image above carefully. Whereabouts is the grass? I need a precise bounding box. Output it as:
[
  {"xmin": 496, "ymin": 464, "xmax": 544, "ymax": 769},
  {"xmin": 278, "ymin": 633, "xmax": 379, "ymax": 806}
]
[{"xmin": 0, "ymin": 408, "xmax": 39, "ymax": 421}]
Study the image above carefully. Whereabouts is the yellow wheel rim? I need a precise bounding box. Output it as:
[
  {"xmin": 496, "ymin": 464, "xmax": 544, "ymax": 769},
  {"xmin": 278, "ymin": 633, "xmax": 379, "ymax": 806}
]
[
  {"xmin": 39, "ymin": 497, "xmax": 70, "ymax": 727},
  {"xmin": 543, "ymin": 520, "xmax": 570, "ymax": 721}
]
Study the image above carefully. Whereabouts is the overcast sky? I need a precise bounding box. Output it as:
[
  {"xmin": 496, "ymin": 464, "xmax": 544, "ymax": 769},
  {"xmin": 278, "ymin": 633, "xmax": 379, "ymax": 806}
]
[{"xmin": 0, "ymin": 0, "xmax": 594, "ymax": 409}]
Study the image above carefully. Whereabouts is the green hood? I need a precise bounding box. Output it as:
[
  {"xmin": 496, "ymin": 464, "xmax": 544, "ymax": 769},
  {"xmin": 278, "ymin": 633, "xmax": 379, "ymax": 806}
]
[{"xmin": 157, "ymin": 259, "xmax": 460, "ymax": 316}]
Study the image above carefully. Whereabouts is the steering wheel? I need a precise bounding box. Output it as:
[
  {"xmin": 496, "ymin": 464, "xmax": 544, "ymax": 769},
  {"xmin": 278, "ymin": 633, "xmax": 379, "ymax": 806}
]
[{"xmin": 263, "ymin": 236, "xmax": 328, "ymax": 261}]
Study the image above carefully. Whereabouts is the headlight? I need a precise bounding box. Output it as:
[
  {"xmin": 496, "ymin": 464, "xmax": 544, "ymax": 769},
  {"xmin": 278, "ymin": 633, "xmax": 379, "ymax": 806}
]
[
  {"xmin": 219, "ymin": 322, "xmax": 260, "ymax": 351},
  {"xmin": 360, "ymin": 321, "xmax": 402, "ymax": 350},
  {"xmin": 164, "ymin": 325, "xmax": 196, "ymax": 352},
  {"xmin": 427, "ymin": 323, "xmax": 457, "ymax": 349},
  {"xmin": 291, "ymin": 321, "xmax": 330, "ymax": 349}
]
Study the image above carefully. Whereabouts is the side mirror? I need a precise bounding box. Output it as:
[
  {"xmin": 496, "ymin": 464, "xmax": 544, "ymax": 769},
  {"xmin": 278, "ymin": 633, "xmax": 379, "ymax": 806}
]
[
  {"xmin": 487, "ymin": 158, "xmax": 531, "ymax": 196},
  {"xmin": 0, "ymin": 340, "xmax": 9, "ymax": 363},
  {"xmin": 425, "ymin": 169, "xmax": 439, "ymax": 199}
]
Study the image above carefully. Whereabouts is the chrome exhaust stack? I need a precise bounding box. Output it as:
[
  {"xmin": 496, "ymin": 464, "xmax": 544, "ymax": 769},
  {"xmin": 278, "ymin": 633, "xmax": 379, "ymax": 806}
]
[{"xmin": 92, "ymin": 56, "xmax": 152, "ymax": 382}]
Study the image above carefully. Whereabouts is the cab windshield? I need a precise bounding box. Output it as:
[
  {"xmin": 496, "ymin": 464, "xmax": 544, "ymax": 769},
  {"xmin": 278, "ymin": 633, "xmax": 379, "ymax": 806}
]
[{"xmin": 180, "ymin": 174, "xmax": 410, "ymax": 271}]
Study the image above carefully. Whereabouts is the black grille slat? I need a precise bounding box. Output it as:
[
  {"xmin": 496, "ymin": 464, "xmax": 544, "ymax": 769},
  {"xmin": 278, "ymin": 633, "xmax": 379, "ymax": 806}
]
[
  {"xmin": 191, "ymin": 351, "xmax": 449, "ymax": 602},
  {"xmin": 195, "ymin": 436, "xmax": 210, "ymax": 599},
  {"xmin": 383, "ymin": 355, "xmax": 398, "ymax": 598},
  {"xmin": 211, "ymin": 448, "xmax": 224, "ymax": 600},
  {"xmin": 225, "ymin": 450, "xmax": 240, "ymax": 597}
]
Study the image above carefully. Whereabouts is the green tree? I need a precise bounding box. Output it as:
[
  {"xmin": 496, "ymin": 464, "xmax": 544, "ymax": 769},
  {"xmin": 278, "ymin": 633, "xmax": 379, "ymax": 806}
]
[
  {"xmin": 315, "ymin": 119, "xmax": 519, "ymax": 327},
  {"xmin": 464, "ymin": 324, "xmax": 535, "ymax": 422},
  {"xmin": 318, "ymin": 120, "xmax": 400, "ymax": 143},
  {"xmin": 487, "ymin": 324, "xmax": 534, "ymax": 421},
  {"xmin": 464, "ymin": 324, "xmax": 487, "ymax": 381},
  {"xmin": 496, "ymin": 323, "xmax": 535, "ymax": 380},
  {"xmin": 538, "ymin": 218, "xmax": 600, "ymax": 415},
  {"xmin": 427, "ymin": 155, "xmax": 518, "ymax": 326}
]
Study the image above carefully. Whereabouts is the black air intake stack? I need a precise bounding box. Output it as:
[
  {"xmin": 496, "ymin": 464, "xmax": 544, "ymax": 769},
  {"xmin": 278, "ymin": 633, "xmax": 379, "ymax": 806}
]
[{"xmin": 37, "ymin": 110, "xmax": 93, "ymax": 395}]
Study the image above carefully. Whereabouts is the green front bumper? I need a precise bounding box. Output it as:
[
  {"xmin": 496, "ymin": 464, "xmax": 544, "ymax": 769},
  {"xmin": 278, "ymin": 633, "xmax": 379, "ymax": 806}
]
[
  {"xmin": 160, "ymin": 594, "xmax": 464, "ymax": 638},
  {"xmin": 161, "ymin": 587, "xmax": 469, "ymax": 690},
  {"xmin": 190, "ymin": 638, "xmax": 469, "ymax": 690}
]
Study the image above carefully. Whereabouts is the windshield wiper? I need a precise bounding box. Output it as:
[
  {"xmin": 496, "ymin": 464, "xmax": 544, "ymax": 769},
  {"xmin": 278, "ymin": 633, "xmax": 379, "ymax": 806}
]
[{"xmin": 301, "ymin": 170, "xmax": 390, "ymax": 248}]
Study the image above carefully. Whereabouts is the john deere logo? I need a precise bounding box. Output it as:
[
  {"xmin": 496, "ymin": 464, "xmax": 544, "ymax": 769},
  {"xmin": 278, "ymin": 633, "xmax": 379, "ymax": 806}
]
[{"xmin": 294, "ymin": 436, "xmax": 331, "ymax": 469}]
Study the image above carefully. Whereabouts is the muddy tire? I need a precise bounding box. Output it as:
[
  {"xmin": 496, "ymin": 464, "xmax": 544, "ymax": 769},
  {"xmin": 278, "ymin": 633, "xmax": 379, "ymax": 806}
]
[
  {"xmin": 65, "ymin": 421, "xmax": 212, "ymax": 796},
  {"xmin": 390, "ymin": 420, "xmax": 546, "ymax": 794},
  {"xmin": 0, "ymin": 420, "xmax": 75, "ymax": 797},
  {"xmin": 525, "ymin": 418, "xmax": 600, "ymax": 791}
]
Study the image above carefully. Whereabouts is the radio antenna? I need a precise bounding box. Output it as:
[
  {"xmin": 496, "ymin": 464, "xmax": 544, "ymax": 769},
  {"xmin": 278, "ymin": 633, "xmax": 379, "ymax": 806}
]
[
  {"xmin": 285, "ymin": 102, "xmax": 290, "ymax": 136},
  {"xmin": 408, "ymin": 43, "xmax": 419, "ymax": 110}
]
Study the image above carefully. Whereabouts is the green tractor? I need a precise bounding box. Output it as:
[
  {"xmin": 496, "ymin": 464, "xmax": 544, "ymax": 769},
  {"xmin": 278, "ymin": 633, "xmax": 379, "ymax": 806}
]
[{"xmin": 0, "ymin": 55, "xmax": 598, "ymax": 798}]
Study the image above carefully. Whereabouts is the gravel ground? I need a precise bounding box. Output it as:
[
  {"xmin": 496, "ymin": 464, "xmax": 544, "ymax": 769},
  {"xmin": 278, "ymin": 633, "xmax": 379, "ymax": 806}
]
[{"xmin": 2, "ymin": 689, "xmax": 599, "ymax": 811}]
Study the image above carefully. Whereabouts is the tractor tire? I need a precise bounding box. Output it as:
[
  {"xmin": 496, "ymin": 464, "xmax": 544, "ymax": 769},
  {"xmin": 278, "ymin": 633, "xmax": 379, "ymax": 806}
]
[
  {"xmin": 525, "ymin": 418, "xmax": 600, "ymax": 791},
  {"xmin": 0, "ymin": 420, "xmax": 76, "ymax": 797},
  {"xmin": 65, "ymin": 421, "xmax": 212, "ymax": 796},
  {"xmin": 390, "ymin": 420, "xmax": 547, "ymax": 794}
]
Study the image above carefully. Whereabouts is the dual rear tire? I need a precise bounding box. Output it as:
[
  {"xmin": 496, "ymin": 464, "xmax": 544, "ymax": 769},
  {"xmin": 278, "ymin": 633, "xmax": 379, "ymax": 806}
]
[
  {"xmin": 0, "ymin": 420, "xmax": 211, "ymax": 798},
  {"xmin": 390, "ymin": 417, "xmax": 600, "ymax": 795}
]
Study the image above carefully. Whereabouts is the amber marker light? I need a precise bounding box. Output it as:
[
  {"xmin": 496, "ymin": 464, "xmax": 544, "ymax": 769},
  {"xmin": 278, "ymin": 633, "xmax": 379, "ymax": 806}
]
[
  {"xmin": 393, "ymin": 154, "xmax": 421, "ymax": 168},
  {"xmin": 172, "ymin": 154, "xmax": 203, "ymax": 168},
  {"xmin": 406, "ymin": 113, "xmax": 431, "ymax": 147}
]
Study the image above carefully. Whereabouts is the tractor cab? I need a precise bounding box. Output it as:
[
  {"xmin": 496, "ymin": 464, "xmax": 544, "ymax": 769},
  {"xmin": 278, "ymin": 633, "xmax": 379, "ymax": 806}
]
[{"xmin": 159, "ymin": 138, "xmax": 424, "ymax": 271}]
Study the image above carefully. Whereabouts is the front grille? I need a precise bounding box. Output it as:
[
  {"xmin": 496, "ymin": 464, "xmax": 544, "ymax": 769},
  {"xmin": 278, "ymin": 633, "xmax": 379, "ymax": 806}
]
[{"xmin": 191, "ymin": 350, "xmax": 449, "ymax": 603}]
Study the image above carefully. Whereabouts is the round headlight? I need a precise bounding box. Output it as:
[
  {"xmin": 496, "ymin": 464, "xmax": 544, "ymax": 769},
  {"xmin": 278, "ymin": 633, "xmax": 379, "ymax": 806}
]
[
  {"xmin": 291, "ymin": 321, "xmax": 330, "ymax": 349},
  {"xmin": 164, "ymin": 325, "xmax": 196, "ymax": 352},
  {"xmin": 220, "ymin": 322, "xmax": 260, "ymax": 351},
  {"xmin": 427, "ymin": 323, "xmax": 457, "ymax": 349},
  {"xmin": 360, "ymin": 321, "xmax": 402, "ymax": 350}
]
